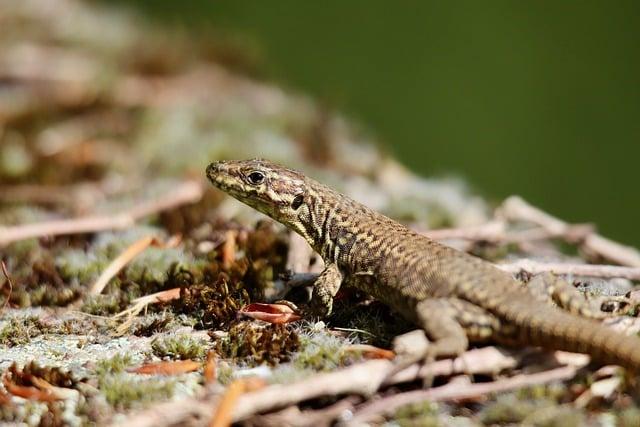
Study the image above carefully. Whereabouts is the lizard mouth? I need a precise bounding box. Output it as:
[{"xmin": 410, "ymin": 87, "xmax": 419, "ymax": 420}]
[
  {"xmin": 206, "ymin": 161, "xmax": 230, "ymax": 189},
  {"xmin": 206, "ymin": 161, "xmax": 254, "ymax": 202}
]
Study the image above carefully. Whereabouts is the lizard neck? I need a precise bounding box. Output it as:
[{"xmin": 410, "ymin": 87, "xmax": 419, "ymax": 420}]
[
  {"xmin": 294, "ymin": 186, "xmax": 339, "ymax": 262},
  {"xmin": 293, "ymin": 183, "xmax": 373, "ymax": 266}
]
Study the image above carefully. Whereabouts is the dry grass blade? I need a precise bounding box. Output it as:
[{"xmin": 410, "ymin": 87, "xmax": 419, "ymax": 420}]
[
  {"xmin": 1, "ymin": 261, "xmax": 14, "ymax": 312},
  {"xmin": 204, "ymin": 351, "xmax": 217, "ymax": 384},
  {"xmin": 129, "ymin": 360, "xmax": 202, "ymax": 376},
  {"xmin": 29, "ymin": 377, "xmax": 78, "ymax": 400},
  {"xmin": 89, "ymin": 236, "xmax": 155, "ymax": 295},
  {"xmin": 221, "ymin": 230, "xmax": 237, "ymax": 270},
  {"xmin": 113, "ymin": 287, "xmax": 182, "ymax": 335},
  {"xmin": 344, "ymin": 344, "xmax": 395, "ymax": 360},
  {"xmin": 89, "ymin": 234, "xmax": 181, "ymax": 295}
]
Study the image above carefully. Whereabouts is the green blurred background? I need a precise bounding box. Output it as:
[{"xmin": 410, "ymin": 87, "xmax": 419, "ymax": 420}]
[{"xmin": 112, "ymin": 0, "xmax": 640, "ymax": 246}]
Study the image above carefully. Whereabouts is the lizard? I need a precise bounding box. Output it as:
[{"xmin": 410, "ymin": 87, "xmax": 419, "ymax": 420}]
[{"xmin": 206, "ymin": 158, "xmax": 640, "ymax": 370}]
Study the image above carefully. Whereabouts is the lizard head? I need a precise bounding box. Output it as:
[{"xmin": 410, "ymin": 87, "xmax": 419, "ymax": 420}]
[{"xmin": 206, "ymin": 159, "xmax": 310, "ymax": 229}]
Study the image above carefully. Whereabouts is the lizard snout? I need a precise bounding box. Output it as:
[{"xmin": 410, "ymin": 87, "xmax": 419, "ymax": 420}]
[{"xmin": 206, "ymin": 161, "xmax": 227, "ymax": 183}]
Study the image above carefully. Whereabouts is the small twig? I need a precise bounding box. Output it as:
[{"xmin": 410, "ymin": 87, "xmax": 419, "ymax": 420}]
[
  {"xmin": 115, "ymin": 346, "xmax": 537, "ymax": 426},
  {"xmin": 89, "ymin": 234, "xmax": 181, "ymax": 295},
  {"xmin": 348, "ymin": 364, "xmax": 579, "ymax": 424},
  {"xmin": 90, "ymin": 236, "xmax": 151, "ymax": 295},
  {"xmin": 0, "ymin": 179, "xmax": 135, "ymax": 211},
  {"xmin": 386, "ymin": 346, "xmax": 522, "ymax": 386},
  {"xmin": 204, "ymin": 352, "xmax": 217, "ymax": 385},
  {"xmin": 0, "ymin": 184, "xmax": 75, "ymax": 206},
  {"xmin": 422, "ymin": 221, "xmax": 510, "ymax": 242},
  {"xmin": 0, "ymin": 180, "xmax": 203, "ymax": 247},
  {"xmin": 497, "ymin": 259, "xmax": 640, "ymax": 281},
  {"xmin": 501, "ymin": 196, "xmax": 640, "ymax": 267},
  {"xmin": 248, "ymin": 396, "xmax": 360, "ymax": 427},
  {"xmin": 1, "ymin": 261, "xmax": 14, "ymax": 312},
  {"xmin": 117, "ymin": 360, "xmax": 393, "ymax": 427},
  {"xmin": 112, "ymin": 287, "xmax": 182, "ymax": 335},
  {"xmin": 221, "ymin": 230, "xmax": 237, "ymax": 271},
  {"xmin": 231, "ymin": 359, "xmax": 392, "ymax": 422}
]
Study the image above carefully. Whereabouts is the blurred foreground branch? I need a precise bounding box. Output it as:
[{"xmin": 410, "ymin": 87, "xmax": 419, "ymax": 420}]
[
  {"xmin": 501, "ymin": 196, "xmax": 640, "ymax": 267},
  {"xmin": 0, "ymin": 181, "xmax": 203, "ymax": 247}
]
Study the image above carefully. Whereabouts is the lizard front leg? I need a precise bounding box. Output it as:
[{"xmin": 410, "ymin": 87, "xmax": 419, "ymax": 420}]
[{"xmin": 308, "ymin": 263, "xmax": 343, "ymax": 317}]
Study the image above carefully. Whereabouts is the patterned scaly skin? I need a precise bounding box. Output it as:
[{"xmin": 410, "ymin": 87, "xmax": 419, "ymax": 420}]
[{"xmin": 207, "ymin": 159, "xmax": 640, "ymax": 369}]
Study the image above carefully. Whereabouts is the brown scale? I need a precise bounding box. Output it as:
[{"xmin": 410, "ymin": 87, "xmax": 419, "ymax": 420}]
[{"xmin": 207, "ymin": 159, "xmax": 640, "ymax": 370}]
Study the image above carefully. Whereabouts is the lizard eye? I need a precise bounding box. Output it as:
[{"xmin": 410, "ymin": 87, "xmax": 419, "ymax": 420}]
[
  {"xmin": 247, "ymin": 171, "xmax": 265, "ymax": 185},
  {"xmin": 291, "ymin": 194, "xmax": 304, "ymax": 210}
]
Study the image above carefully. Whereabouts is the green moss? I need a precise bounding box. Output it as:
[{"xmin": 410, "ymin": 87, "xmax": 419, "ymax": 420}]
[
  {"xmin": 292, "ymin": 326, "xmax": 354, "ymax": 371},
  {"xmin": 618, "ymin": 408, "xmax": 640, "ymax": 427},
  {"xmin": 56, "ymin": 226, "xmax": 199, "ymax": 287},
  {"xmin": 3, "ymin": 237, "xmax": 41, "ymax": 258},
  {"xmin": 523, "ymin": 406, "xmax": 585, "ymax": 427},
  {"xmin": 151, "ymin": 334, "xmax": 209, "ymax": 360},
  {"xmin": 0, "ymin": 316, "xmax": 45, "ymax": 346},
  {"xmin": 99, "ymin": 375, "xmax": 175, "ymax": 410},
  {"xmin": 216, "ymin": 362, "xmax": 235, "ymax": 386},
  {"xmin": 516, "ymin": 383, "xmax": 567, "ymax": 402},
  {"xmin": 480, "ymin": 394, "xmax": 562, "ymax": 425},
  {"xmin": 96, "ymin": 353, "xmax": 134, "ymax": 377},
  {"xmin": 391, "ymin": 400, "xmax": 440, "ymax": 427},
  {"xmin": 81, "ymin": 292, "xmax": 132, "ymax": 316},
  {"xmin": 18, "ymin": 283, "xmax": 81, "ymax": 307},
  {"xmin": 0, "ymin": 400, "xmax": 48, "ymax": 424},
  {"xmin": 130, "ymin": 312, "xmax": 175, "ymax": 337}
]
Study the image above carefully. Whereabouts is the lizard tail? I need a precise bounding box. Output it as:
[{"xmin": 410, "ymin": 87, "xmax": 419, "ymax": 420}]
[{"xmin": 498, "ymin": 301, "xmax": 640, "ymax": 370}]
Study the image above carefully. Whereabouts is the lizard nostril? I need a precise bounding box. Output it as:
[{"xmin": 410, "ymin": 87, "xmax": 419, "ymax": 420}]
[{"xmin": 206, "ymin": 162, "xmax": 221, "ymax": 179}]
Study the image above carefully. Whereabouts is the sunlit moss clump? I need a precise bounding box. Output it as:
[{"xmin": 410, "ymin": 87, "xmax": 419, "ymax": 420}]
[
  {"xmin": 95, "ymin": 353, "xmax": 134, "ymax": 377},
  {"xmin": 618, "ymin": 408, "xmax": 640, "ymax": 427},
  {"xmin": 0, "ymin": 316, "xmax": 46, "ymax": 347},
  {"xmin": 81, "ymin": 292, "xmax": 133, "ymax": 316},
  {"xmin": 215, "ymin": 321, "xmax": 299, "ymax": 366},
  {"xmin": 99, "ymin": 375, "xmax": 176, "ymax": 410},
  {"xmin": 390, "ymin": 401, "xmax": 441, "ymax": 427},
  {"xmin": 130, "ymin": 312, "xmax": 177, "ymax": 337},
  {"xmin": 151, "ymin": 333, "xmax": 209, "ymax": 360},
  {"xmin": 95, "ymin": 353, "xmax": 175, "ymax": 409},
  {"xmin": 292, "ymin": 325, "xmax": 355, "ymax": 372}
]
